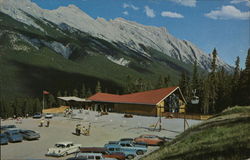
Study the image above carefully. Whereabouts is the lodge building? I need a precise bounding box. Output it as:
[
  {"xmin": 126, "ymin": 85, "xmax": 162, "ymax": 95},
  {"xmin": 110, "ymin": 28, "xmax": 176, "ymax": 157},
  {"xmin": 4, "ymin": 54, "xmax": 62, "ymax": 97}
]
[{"xmin": 88, "ymin": 86, "xmax": 186, "ymax": 117}]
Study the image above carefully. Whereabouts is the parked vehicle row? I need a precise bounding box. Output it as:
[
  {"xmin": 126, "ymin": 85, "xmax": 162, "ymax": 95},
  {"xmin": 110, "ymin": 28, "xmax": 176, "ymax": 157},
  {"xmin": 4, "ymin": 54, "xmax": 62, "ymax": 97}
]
[
  {"xmin": 45, "ymin": 134, "xmax": 168, "ymax": 160},
  {"xmin": 33, "ymin": 113, "xmax": 53, "ymax": 119},
  {"xmin": 0, "ymin": 125, "xmax": 40, "ymax": 145}
]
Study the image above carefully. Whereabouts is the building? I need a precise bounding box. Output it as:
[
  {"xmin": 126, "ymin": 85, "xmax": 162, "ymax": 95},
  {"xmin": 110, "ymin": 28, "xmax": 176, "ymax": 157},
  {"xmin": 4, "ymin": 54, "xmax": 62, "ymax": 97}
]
[{"xmin": 88, "ymin": 86, "xmax": 186, "ymax": 117}]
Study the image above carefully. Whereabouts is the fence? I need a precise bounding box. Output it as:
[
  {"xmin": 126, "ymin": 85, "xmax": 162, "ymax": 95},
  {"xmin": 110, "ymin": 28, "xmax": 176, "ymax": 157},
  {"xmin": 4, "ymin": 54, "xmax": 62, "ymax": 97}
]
[{"xmin": 162, "ymin": 112, "xmax": 212, "ymax": 120}]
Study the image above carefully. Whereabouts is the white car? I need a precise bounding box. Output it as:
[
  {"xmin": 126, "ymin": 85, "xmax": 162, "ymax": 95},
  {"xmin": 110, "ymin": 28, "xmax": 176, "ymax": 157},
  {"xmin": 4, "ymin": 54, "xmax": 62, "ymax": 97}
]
[
  {"xmin": 45, "ymin": 113, "xmax": 53, "ymax": 119},
  {"xmin": 46, "ymin": 142, "xmax": 81, "ymax": 157},
  {"xmin": 76, "ymin": 153, "xmax": 117, "ymax": 160}
]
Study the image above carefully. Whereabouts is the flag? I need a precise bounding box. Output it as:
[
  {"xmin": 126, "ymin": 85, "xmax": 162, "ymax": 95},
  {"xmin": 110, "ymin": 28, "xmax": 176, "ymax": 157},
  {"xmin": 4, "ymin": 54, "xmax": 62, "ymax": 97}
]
[{"xmin": 43, "ymin": 90, "xmax": 49, "ymax": 95}]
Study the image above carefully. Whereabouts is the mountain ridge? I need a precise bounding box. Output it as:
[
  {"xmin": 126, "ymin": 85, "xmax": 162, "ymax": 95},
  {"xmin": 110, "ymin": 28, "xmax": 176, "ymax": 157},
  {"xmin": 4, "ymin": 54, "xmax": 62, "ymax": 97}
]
[{"xmin": 0, "ymin": 0, "xmax": 232, "ymax": 71}]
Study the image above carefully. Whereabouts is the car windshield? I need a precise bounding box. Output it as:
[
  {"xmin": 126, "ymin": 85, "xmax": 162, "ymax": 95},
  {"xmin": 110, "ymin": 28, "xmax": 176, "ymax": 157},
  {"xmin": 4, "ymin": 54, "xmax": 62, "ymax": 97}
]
[
  {"xmin": 0, "ymin": 134, "xmax": 6, "ymax": 138},
  {"xmin": 11, "ymin": 132, "xmax": 19, "ymax": 135},
  {"xmin": 55, "ymin": 144, "xmax": 66, "ymax": 148}
]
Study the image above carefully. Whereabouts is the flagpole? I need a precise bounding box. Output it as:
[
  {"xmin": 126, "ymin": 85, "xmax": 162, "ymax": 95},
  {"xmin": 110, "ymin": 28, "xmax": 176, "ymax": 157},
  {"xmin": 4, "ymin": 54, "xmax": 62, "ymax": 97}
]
[{"xmin": 43, "ymin": 91, "xmax": 44, "ymax": 112}]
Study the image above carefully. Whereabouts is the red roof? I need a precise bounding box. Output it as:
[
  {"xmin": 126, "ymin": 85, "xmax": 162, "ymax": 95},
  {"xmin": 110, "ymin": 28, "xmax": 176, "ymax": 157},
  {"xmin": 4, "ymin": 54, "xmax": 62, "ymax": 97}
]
[{"xmin": 88, "ymin": 86, "xmax": 179, "ymax": 105}]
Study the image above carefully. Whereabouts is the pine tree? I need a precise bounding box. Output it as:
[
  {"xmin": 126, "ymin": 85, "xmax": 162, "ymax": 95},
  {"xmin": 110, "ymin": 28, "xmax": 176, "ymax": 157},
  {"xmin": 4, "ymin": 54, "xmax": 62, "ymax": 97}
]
[
  {"xmin": 192, "ymin": 60, "xmax": 199, "ymax": 90},
  {"xmin": 80, "ymin": 84, "xmax": 86, "ymax": 98},
  {"xmin": 73, "ymin": 89, "xmax": 78, "ymax": 97},
  {"xmin": 157, "ymin": 75, "xmax": 165, "ymax": 89},
  {"xmin": 125, "ymin": 75, "xmax": 133, "ymax": 93},
  {"xmin": 238, "ymin": 48, "xmax": 250, "ymax": 105},
  {"xmin": 64, "ymin": 90, "xmax": 68, "ymax": 97},
  {"xmin": 209, "ymin": 48, "xmax": 218, "ymax": 113},
  {"xmin": 47, "ymin": 94, "xmax": 56, "ymax": 108},
  {"xmin": 231, "ymin": 56, "xmax": 241, "ymax": 105},
  {"xmin": 95, "ymin": 81, "xmax": 102, "ymax": 93},
  {"xmin": 179, "ymin": 72, "xmax": 191, "ymax": 101},
  {"xmin": 86, "ymin": 88, "xmax": 92, "ymax": 97}
]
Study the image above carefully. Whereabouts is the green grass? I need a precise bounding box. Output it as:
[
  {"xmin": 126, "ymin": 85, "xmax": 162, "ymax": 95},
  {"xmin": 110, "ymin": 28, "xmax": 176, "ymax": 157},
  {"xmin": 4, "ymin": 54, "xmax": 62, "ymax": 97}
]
[{"xmin": 141, "ymin": 106, "xmax": 250, "ymax": 160}]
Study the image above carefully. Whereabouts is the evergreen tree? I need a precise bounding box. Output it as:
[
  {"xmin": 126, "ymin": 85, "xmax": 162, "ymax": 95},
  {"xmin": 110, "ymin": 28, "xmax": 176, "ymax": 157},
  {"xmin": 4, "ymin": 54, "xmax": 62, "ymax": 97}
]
[
  {"xmin": 157, "ymin": 75, "xmax": 165, "ymax": 89},
  {"xmin": 238, "ymin": 48, "xmax": 250, "ymax": 105},
  {"xmin": 64, "ymin": 90, "xmax": 68, "ymax": 97},
  {"xmin": 86, "ymin": 88, "xmax": 92, "ymax": 97},
  {"xmin": 209, "ymin": 48, "xmax": 219, "ymax": 113},
  {"xmin": 73, "ymin": 89, "xmax": 79, "ymax": 97},
  {"xmin": 179, "ymin": 72, "xmax": 191, "ymax": 101},
  {"xmin": 125, "ymin": 75, "xmax": 133, "ymax": 93},
  {"xmin": 192, "ymin": 60, "xmax": 199, "ymax": 90},
  {"xmin": 95, "ymin": 81, "xmax": 102, "ymax": 93},
  {"xmin": 231, "ymin": 56, "xmax": 241, "ymax": 105},
  {"xmin": 80, "ymin": 84, "xmax": 86, "ymax": 97},
  {"xmin": 47, "ymin": 94, "xmax": 56, "ymax": 108}
]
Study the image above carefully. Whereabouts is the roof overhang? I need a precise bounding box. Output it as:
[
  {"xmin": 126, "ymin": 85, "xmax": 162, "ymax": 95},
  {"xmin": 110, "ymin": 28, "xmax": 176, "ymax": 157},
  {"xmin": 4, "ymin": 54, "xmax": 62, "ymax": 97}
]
[
  {"xmin": 57, "ymin": 96, "xmax": 92, "ymax": 102},
  {"xmin": 91, "ymin": 100, "xmax": 155, "ymax": 106}
]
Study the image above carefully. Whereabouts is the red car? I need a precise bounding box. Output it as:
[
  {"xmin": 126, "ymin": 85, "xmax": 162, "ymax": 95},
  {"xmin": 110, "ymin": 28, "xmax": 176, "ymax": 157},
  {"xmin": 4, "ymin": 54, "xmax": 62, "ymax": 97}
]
[
  {"xmin": 134, "ymin": 135, "xmax": 165, "ymax": 146},
  {"xmin": 79, "ymin": 147, "xmax": 125, "ymax": 160}
]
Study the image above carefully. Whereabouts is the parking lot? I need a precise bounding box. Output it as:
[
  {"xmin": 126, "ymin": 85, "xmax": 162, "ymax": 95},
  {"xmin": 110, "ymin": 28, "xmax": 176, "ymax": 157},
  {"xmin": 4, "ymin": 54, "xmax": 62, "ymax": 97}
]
[{"xmin": 1, "ymin": 110, "xmax": 201, "ymax": 160}]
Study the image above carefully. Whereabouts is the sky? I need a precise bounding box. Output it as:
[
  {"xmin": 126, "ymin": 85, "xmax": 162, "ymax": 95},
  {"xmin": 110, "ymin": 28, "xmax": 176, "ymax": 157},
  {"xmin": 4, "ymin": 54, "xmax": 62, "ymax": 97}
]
[{"xmin": 31, "ymin": 0, "xmax": 250, "ymax": 68}]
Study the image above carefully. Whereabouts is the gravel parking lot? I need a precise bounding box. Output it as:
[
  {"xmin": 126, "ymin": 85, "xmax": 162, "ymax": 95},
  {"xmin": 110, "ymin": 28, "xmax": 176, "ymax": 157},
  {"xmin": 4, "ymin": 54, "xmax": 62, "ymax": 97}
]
[{"xmin": 1, "ymin": 110, "xmax": 201, "ymax": 160}]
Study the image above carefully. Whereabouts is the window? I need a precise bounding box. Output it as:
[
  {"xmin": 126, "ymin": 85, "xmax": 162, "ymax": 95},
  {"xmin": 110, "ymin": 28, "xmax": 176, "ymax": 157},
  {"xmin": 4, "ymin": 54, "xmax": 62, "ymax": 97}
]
[
  {"xmin": 88, "ymin": 156, "xmax": 94, "ymax": 159},
  {"xmin": 108, "ymin": 148, "xmax": 115, "ymax": 151},
  {"xmin": 96, "ymin": 156, "xmax": 101, "ymax": 159},
  {"xmin": 121, "ymin": 144, "xmax": 126, "ymax": 147}
]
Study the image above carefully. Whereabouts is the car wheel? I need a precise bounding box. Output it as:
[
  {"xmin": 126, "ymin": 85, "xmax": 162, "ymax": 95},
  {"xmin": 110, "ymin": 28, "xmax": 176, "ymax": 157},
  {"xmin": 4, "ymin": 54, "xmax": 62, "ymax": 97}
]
[
  {"xmin": 127, "ymin": 155, "xmax": 134, "ymax": 159},
  {"xmin": 136, "ymin": 150, "xmax": 144, "ymax": 155}
]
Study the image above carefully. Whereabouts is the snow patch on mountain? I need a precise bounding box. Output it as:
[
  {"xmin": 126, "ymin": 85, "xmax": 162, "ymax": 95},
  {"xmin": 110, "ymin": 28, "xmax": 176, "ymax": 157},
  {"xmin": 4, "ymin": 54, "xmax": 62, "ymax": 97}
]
[{"xmin": 106, "ymin": 56, "xmax": 130, "ymax": 66}]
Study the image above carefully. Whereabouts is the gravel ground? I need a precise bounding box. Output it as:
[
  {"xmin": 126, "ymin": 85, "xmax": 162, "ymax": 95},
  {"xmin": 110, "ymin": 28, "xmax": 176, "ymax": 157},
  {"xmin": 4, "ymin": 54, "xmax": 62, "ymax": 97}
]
[{"xmin": 1, "ymin": 110, "xmax": 201, "ymax": 160}]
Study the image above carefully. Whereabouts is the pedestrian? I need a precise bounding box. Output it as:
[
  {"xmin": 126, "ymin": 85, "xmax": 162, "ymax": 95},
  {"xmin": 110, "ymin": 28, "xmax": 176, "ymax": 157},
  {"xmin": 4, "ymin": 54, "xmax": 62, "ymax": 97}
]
[
  {"xmin": 40, "ymin": 118, "xmax": 44, "ymax": 127},
  {"xmin": 46, "ymin": 119, "xmax": 50, "ymax": 127}
]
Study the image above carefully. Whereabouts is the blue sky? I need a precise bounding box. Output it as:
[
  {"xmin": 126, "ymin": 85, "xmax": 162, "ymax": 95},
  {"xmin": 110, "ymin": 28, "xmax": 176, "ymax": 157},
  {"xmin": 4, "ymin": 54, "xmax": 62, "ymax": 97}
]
[{"xmin": 31, "ymin": 0, "xmax": 250, "ymax": 68}]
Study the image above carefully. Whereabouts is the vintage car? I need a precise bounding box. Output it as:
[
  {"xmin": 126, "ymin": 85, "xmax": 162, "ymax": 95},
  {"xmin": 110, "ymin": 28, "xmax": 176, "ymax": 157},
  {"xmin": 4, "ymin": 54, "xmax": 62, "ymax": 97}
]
[
  {"xmin": 45, "ymin": 113, "xmax": 53, "ymax": 119},
  {"xmin": 134, "ymin": 134, "xmax": 165, "ymax": 146},
  {"xmin": 46, "ymin": 142, "xmax": 81, "ymax": 157},
  {"xmin": 33, "ymin": 113, "xmax": 42, "ymax": 119},
  {"xmin": 104, "ymin": 144, "xmax": 137, "ymax": 160},
  {"xmin": 76, "ymin": 152, "xmax": 117, "ymax": 160},
  {"xmin": 4, "ymin": 129, "xmax": 23, "ymax": 142},
  {"xmin": 79, "ymin": 147, "xmax": 125, "ymax": 160},
  {"xmin": 0, "ymin": 133, "xmax": 8, "ymax": 145},
  {"xmin": 0, "ymin": 125, "xmax": 16, "ymax": 133},
  {"xmin": 107, "ymin": 141, "xmax": 147, "ymax": 155},
  {"xmin": 20, "ymin": 130, "xmax": 40, "ymax": 140},
  {"xmin": 119, "ymin": 138, "xmax": 148, "ymax": 146}
]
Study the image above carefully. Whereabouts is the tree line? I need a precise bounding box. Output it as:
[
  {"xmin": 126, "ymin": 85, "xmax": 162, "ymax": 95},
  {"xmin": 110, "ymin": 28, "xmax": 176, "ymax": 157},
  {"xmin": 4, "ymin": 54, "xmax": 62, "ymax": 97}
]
[
  {"xmin": 179, "ymin": 48, "xmax": 250, "ymax": 114},
  {"xmin": 0, "ymin": 48, "xmax": 249, "ymax": 118}
]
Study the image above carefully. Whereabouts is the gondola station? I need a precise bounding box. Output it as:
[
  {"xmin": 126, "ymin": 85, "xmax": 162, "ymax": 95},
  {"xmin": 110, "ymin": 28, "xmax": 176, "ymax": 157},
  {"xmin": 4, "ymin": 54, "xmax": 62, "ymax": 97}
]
[{"xmin": 88, "ymin": 86, "xmax": 186, "ymax": 117}]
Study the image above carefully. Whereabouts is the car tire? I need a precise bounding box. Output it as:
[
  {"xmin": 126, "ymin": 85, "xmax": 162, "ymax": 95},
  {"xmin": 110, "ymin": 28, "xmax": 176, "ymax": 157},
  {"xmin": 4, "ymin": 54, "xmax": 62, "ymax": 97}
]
[
  {"xmin": 136, "ymin": 150, "xmax": 144, "ymax": 155},
  {"xmin": 127, "ymin": 155, "xmax": 134, "ymax": 159}
]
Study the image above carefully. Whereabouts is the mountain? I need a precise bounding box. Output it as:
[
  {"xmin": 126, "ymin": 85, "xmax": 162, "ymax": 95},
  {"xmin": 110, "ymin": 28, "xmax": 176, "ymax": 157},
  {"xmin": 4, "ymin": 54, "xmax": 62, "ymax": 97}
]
[{"xmin": 0, "ymin": 0, "xmax": 232, "ymax": 98}]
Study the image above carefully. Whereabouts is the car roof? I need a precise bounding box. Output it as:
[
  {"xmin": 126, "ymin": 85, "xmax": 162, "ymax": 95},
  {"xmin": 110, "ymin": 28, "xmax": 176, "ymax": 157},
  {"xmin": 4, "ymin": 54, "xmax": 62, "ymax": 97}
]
[
  {"xmin": 4, "ymin": 129, "xmax": 20, "ymax": 133},
  {"xmin": 56, "ymin": 142, "xmax": 73, "ymax": 145},
  {"xmin": 78, "ymin": 152, "xmax": 103, "ymax": 156}
]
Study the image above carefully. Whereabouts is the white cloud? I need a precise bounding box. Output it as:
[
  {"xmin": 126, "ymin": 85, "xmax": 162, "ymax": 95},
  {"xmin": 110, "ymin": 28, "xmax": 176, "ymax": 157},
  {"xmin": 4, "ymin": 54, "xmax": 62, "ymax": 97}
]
[
  {"xmin": 230, "ymin": 0, "xmax": 250, "ymax": 7},
  {"xmin": 170, "ymin": 0, "xmax": 196, "ymax": 7},
  {"xmin": 144, "ymin": 6, "xmax": 155, "ymax": 18},
  {"xmin": 123, "ymin": 11, "xmax": 129, "ymax": 15},
  {"xmin": 205, "ymin": 5, "xmax": 250, "ymax": 20},
  {"xmin": 131, "ymin": 5, "xmax": 139, "ymax": 10},
  {"xmin": 123, "ymin": 3, "xmax": 139, "ymax": 10},
  {"xmin": 161, "ymin": 11, "xmax": 184, "ymax": 18}
]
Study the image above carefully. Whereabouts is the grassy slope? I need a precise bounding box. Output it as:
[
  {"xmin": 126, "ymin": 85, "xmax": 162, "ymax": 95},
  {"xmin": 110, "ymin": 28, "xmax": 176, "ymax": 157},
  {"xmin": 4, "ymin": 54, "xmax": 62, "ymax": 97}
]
[
  {"xmin": 0, "ymin": 12, "xmax": 197, "ymax": 97},
  {"xmin": 141, "ymin": 106, "xmax": 250, "ymax": 160}
]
